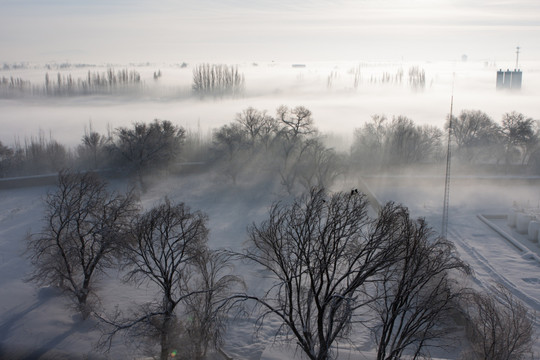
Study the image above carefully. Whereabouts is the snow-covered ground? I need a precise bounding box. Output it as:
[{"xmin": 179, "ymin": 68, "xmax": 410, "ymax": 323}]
[
  {"xmin": 364, "ymin": 175, "xmax": 540, "ymax": 357},
  {"xmin": 1, "ymin": 172, "xmax": 539, "ymax": 359},
  {"xmin": 0, "ymin": 173, "xmax": 286, "ymax": 360}
]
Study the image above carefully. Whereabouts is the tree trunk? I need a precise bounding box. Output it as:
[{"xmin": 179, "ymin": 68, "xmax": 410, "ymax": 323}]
[
  {"xmin": 160, "ymin": 313, "xmax": 171, "ymax": 360},
  {"xmin": 77, "ymin": 290, "xmax": 89, "ymax": 319}
]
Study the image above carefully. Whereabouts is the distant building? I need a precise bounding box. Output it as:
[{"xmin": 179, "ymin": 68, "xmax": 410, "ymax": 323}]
[
  {"xmin": 496, "ymin": 69, "xmax": 522, "ymax": 90},
  {"xmin": 497, "ymin": 46, "xmax": 523, "ymax": 90},
  {"xmin": 496, "ymin": 70, "xmax": 505, "ymax": 88},
  {"xmin": 511, "ymin": 70, "xmax": 522, "ymax": 89}
]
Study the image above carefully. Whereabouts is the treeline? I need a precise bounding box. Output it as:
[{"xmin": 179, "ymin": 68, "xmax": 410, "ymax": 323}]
[
  {"xmin": 192, "ymin": 63, "xmax": 245, "ymax": 97},
  {"xmin": 0, "ymin": 68, "xmax": 142, "ymax": 98},
  {"xmin": 0, "ymin": 106, "xmax": 339, "ymax": 195},
  {"xmin": 1, "ymin": 63, "xmax": 431, "ymax": 99},
  {"xmin": 1, "ymin": 107, "xmax": 538, "ymax": 188},
  {"xmin": 352, "ymin": 110, "xmax": 540, "ymax": 172},
  {"xmin": 44, "ymin": 68, "xmax": 142, "ymax": 96},
  {"xmin": 356, "ymin": 66, "xmax": 424, "ymax": 90},
  {"xmin": 0, "ymin": 63, "xmax": 247, "ymax": 99},
  {"xmin": 0, "ymin": 120, "xmax": 187, "ymax": 183},
  {"xmin": 210, "ymin": 105, "xmax": 342, "ymax": 192},
  {"xmin": 2, "ymin": 62, "xmax": 95, "ymax": 70},
  {"xmin": 327, "ymin": 65, "xmax": 427, "ymax": 90}
]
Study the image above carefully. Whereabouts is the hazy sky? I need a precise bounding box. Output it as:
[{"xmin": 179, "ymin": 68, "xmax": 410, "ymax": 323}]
[{"xmin": 1, "ymin": 0, "xmax": 539, "ymax": 63}]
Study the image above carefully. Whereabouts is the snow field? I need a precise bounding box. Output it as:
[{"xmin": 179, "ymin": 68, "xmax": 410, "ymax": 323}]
[{"xmin": 1, "ymin": 173, "xmax": 539, "ymax": 358}]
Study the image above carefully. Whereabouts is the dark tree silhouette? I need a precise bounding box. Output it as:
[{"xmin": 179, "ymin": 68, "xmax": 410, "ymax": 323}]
[
  {"xmin": 351, "ymin": 114, "xmax": 443, "ymax": 168},
  {"xmin": 211, "ymin": 123, "xmax": 249, "ymax": 184},
  {"xmin": 234, "ymin": 107, "xmax": 277, "ymax": 150},
  {"xmin": 26, "ymin": 170, "xmax": 139, "ymax": 318},
  {"xmin": 192, "ymin": 64, "xmax": 244, "ymax": 97},
  {"xmin": 274, "ymin": 105, "xmax": 318, "ymax": 193},
  {"xmin": 98, "ymin": 199, "xmax": 241, "ymax": 360},
  {"xmin": 464, "ymin": 283, "xmax": 535, "ymax": 360},
  {"xmin": 445, "ymin": 110, "xmax": 500, "ymax": 163},
  {"xmin": 112, "ymin": 119, "xmax": 185, "ymax": 186},
  {"xmin": 239, "ymin": 188, "xmax": 406, "ymax": 360},
  {"xmin": 0, "ymin": 140, "xmax": 13, "ymax": 177},
  {"xmin": 370, "ymin": 214, "xmax": 470, "ymax": 359},
  {"xmin": 78, "ymin": 124, "xmax": 110, "ymax": 169},
  {"xmin": 124, "ymin": 199, "xmax": 208, "ymax": 360},
  {"xmin": 351, "ymin": 114, "xmax": 388, "ymax": 168},
  {"xmin": 501, "ymin": 111, "xmax": 538, "ymax": 166},
  {"xmin": 181, "ymin": 250, "xmax": 244, "ymax": 359}
]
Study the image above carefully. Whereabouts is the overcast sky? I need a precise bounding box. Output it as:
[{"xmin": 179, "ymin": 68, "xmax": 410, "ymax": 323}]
[{"xmin": 1, "ymin": 0, "xmax": 539, "ymax": 64}]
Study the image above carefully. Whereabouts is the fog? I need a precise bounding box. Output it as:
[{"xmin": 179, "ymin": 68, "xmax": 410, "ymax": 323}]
[
  {"xmin": 2, "ymin": 1, "xmax": 540, "ymax": 358},
  {"xmin": 364, "ymin": 174, "xmax": 540, "ymax": 215},
  {"xmin": 1, "ymin": 60, "xmax": 540, "ymax": 149}
]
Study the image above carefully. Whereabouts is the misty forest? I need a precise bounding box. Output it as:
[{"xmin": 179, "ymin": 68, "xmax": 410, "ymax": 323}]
[{"xmin": 1, "ymin": 59, "xmax": 540, "ymax": 360}]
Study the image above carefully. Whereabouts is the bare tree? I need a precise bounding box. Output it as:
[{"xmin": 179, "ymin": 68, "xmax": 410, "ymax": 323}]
[
  {"xmin": 0, "ymin": 140, "xmax": 12, "ymax": 160},
  {"xmin": 445, "ymin": 110, "xmax": 500, "ymax": 163},
  {"xmin": 408, "ymin": 66, "xmax": 425, "ymax": 91},
  {"xmin": 192, "ymin": 64, "xmax": 245, "ymax": 97},
  {"xmin": 351, "ymin": 114, "xmax": 388, "ymax": 168},
  {"xmin": 98, "ymin": 199, "xmax": 239, "ymax": 360},
  {"xmin": 386, "ymin": 116, "xmax": 442, "ymax": 165},
  {"xmin": 26, "ymin": 170, "xmax": 139, "ymax": 318},
  {"xmin": 464, "ymin": 283, "xmax": 535, "ymax": 360},
  {"xmin": 123, "ymin": 199, "xmax": 207, "ymax": 360},
  {"xmin": 0, "ymin": 140, "xmax": 14, "ymax": 177},
  {"xmin": 211, "ymin": 123, "xmax": 249, "ymax": 184},
  {"xmin": 78, "ymin": 123, "xmax": 110, "ymax": 169},
  {"xmin": 23, "ymin": 131, "xmax": 71, "ymax": 175},
  {"xmin": 112, "ymin": 119, "xmax": 186, "ymax": 186},
  {"xmin": 239, "ymin": 188, "xmax": 406, "ymax": 360},
  {"xmin": 501, "ymin": 111, "xmax": 537, "ymax": 166},
  {"xmin": 181, "ymin": 250, "xmax": 244, "ymax": 359},
  {"xmin": 212, "ymin": 105, "xmax": 344, "ymax": 192},
  {"xmin": 276, "ymin": 105, "xmax": 316, "ymax": 142},
  {"xmin": 351, "ymin": 114, "xmax": 442, "ymax": 169},
  {"xmin": 273, "ymin": 106, "xmax": 318, "ymax": 193},
  {"xmin": 235, "ymin": 107, "xmax": 277, "ymax": 151},
  {"xmin": 296, "ymin": 138, "xmax": 344, "ymax": 191},
  {"xmin": 369, "ymin": 215, "xmax": 470, "ymax": 360}
]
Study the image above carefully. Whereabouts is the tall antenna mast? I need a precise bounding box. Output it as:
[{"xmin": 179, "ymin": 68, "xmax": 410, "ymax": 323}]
[
  {"xmin": 442, "ymin": 74, "xmax": 455, "ymax": 238},
  {"xmin": 515, "ymin": 46, "xmax": 520, "ymax": 69}
]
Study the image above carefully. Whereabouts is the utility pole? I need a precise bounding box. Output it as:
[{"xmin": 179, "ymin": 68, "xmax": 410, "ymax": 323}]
[{"xmin": 442, "ymin": 75, "xmax": 455, "ymax": 239}]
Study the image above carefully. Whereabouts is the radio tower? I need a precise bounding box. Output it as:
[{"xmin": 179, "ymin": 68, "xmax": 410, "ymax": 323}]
[
  {"xmin": 515, "ymin": 46, "xmax": 520, "ymax": 69},
  {"xmin": 441, "ymin": 76, "xmax": 455, "ymax": 238}
]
